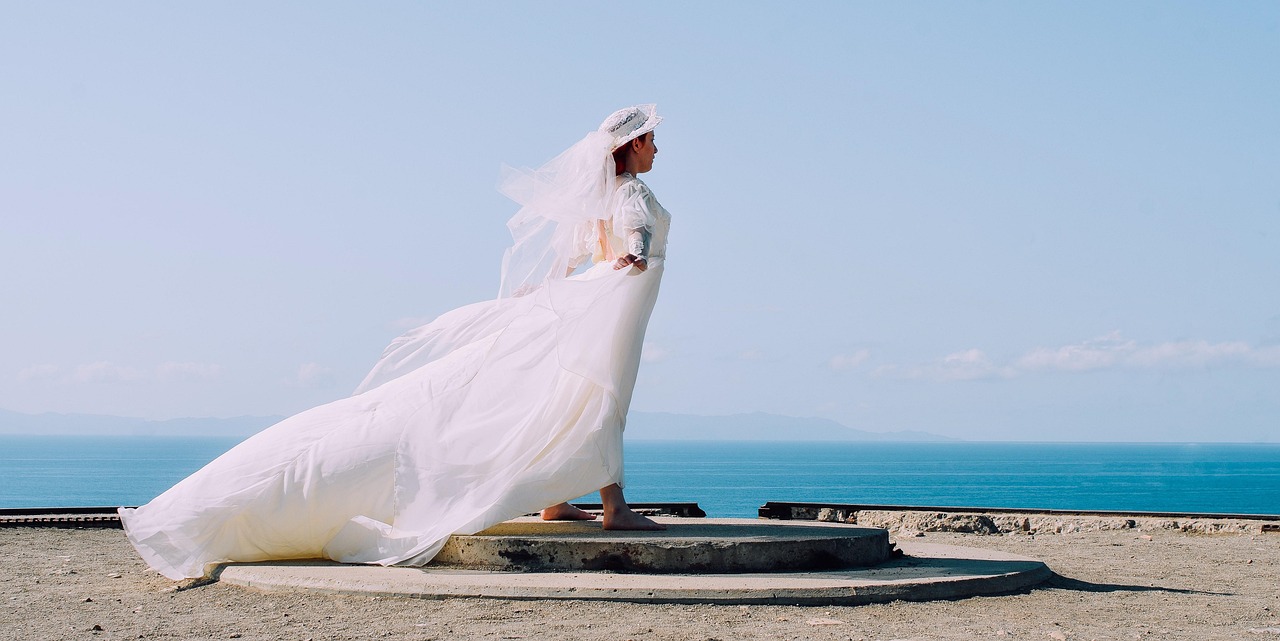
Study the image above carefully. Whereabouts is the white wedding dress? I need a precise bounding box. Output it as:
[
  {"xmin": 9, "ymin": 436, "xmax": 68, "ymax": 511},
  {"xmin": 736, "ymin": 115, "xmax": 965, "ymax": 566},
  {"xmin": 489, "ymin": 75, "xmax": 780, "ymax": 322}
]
[{"xmin": 119, "ymin": 173, "xmax": 671, "ymax": 580}]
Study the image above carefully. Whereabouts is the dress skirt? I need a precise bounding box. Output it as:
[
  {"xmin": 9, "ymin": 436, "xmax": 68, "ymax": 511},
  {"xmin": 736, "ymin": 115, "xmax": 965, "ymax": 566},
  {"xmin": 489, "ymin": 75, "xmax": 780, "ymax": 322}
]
[{"xmin": 119, "ymin": 260, "xmax": 663, "ymax": 580}]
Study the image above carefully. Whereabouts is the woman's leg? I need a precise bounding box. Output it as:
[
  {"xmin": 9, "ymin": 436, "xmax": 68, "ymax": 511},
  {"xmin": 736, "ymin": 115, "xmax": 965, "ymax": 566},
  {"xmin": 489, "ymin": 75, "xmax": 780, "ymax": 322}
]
[
  {"xmin": 599, "ymin": 483, "xmax": 666, "ymax": 530},
  {"xmin": 539, "ymin": 487, "xmax": 666, "ymax": 530}
]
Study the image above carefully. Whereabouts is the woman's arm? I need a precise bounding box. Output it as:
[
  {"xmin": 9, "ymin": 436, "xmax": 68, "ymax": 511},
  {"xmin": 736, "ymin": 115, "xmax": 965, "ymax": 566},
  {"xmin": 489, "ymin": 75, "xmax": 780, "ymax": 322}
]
[
  {"xmin": 613, "ymin": 227, "xmax": 649, "ymax": 271},
  {"xmin": 612, "ymin": 181, "xmax": 653, "ymax": 272}
]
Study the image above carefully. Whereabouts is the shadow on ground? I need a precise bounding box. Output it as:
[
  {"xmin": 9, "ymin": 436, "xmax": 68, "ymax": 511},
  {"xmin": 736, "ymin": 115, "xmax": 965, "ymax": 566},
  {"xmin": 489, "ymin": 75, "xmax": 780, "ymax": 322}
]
[{"xmin": 1046, "ymin": 573, "xmax": 1231, "ymax": 596}]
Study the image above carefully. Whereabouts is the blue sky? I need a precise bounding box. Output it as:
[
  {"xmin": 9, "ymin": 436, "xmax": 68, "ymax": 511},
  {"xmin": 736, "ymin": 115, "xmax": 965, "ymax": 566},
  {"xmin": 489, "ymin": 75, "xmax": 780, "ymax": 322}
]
[{"xmin": 2, "ymin": 3, "xmax": 1277, "ymax": 441}]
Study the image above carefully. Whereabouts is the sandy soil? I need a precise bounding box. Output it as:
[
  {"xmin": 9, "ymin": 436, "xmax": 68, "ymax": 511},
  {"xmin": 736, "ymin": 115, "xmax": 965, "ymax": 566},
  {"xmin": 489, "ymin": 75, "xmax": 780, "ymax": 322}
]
[{"xmin": 1, "ymin": 525, "xmax": 1277, "ymax": 641}]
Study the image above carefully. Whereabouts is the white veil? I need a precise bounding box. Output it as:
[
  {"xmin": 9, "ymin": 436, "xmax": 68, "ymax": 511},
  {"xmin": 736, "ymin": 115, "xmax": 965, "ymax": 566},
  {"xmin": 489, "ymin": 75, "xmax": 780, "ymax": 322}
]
[{"xmin": 497, "ymin": 130, "xmax": 615, "ymax": 298}]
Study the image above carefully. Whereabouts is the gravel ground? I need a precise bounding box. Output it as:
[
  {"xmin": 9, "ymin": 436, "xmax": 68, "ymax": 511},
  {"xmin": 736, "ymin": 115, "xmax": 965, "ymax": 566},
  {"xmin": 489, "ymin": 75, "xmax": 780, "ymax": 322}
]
[{"xmin": 1, "ymin": 525, "xmax": 1277, "ymax": 641}]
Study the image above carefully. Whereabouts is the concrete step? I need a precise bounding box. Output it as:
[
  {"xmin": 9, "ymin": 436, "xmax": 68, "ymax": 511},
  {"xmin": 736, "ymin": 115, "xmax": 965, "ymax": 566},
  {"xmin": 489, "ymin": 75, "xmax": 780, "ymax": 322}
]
[
  {"xmin": 434, "ymin": 518, "xmax": 892, "ymax": 573},
  {"xmin": 215, "ymin": 518, "xmax": 1052, "ymax": 605}
]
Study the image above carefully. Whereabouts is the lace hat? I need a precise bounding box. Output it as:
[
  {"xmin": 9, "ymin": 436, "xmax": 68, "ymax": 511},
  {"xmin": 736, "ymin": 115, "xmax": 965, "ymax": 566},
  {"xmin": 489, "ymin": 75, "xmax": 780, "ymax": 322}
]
[{"xmin": 599, "ymin": 104, "xmax": 662, "ymax": 152}]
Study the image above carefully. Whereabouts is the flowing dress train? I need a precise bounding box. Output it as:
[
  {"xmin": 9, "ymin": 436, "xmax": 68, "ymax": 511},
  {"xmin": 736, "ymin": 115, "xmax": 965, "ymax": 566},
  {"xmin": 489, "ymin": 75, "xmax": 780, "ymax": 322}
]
[{"xmin": 119, "ymin": 174, "xmax": 671, "ymax": 581}]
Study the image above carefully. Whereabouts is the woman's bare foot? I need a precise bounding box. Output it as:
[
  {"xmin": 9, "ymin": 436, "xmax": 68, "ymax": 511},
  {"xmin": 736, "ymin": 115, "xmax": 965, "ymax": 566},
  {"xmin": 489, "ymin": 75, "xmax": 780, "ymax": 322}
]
[
  {"xmin": 596, "ymin": 483, "xmax": 666, "ymax": 530},
  {"xmin": 540, "ymin": 502, "xmax": 597, "ymax": 521},
  {"xmin": 602, "ymin": 506, "xmax": 667, "ymax": 531}
]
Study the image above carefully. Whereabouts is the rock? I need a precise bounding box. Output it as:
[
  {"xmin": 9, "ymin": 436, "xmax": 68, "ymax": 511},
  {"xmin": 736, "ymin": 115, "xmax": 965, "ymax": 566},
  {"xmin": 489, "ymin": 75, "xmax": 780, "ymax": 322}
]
[
  {"xmin": 816, "ymin": 508, "xmax": 855, "ymax": 523},
  {"xmin": 1179, "ymin": 519, "xmax": 1256, "ymax": 535},
  {"xmin": 795, "ymin": 508, "xmax": 1271, "ymax": 538},
  {"xmin": 856, "ymin": 510, "xmax": 1002, "ymax": 535},
  {"xmin": 907, "ymin": 513, "xmax": 1000, "ymax": 535},
  {"xmin": 91, "ymin": 624, "xmax": 104, "ymax": 632},
  {"xmin": 1098, "ymin": 518, "xmax": 1137, "ymax": 530},
  {"xmin": 108, "ymin": 573, "xmax": 122, "ymax": 579},
  {"xmin": 992, "ymin": 516, "xmax": 1031, "ymax": 532},
  {"xmin": 791, "ymin": 507, "xmax": 821, "ymax": 520}
]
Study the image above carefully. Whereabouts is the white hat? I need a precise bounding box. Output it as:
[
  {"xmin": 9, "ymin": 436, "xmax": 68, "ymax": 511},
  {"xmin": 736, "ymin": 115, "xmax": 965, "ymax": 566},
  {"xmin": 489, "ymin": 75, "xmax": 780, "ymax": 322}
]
[{"xmin": 599, "ymin": 104, "xmax": 662, "ymax": 152}]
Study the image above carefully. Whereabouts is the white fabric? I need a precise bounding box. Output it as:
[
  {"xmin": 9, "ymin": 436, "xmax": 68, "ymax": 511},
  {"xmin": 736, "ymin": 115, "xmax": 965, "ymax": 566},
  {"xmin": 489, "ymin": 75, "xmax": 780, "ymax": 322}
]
[
  {"xmin": 497, "ymin": 130, "xmax": 615, "ymax": 298},
  {"xmin": 119, "ymin": 174, "xmax": 671, "ymax": 581}
]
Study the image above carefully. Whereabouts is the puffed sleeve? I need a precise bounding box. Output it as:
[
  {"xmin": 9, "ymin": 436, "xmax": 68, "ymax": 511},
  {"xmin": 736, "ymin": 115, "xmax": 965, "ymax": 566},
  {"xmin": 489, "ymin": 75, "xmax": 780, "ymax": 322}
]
[{"xmin": 613, "ymin": 180, "xmax": 656, "ymax": 260}]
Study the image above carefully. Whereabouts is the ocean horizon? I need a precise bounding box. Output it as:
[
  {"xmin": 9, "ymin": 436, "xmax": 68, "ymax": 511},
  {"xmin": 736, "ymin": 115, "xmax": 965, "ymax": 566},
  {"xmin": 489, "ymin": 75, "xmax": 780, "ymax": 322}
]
[{"xmin": 2, "ymin": 435, "xmax": 1277, "ymax": 518}]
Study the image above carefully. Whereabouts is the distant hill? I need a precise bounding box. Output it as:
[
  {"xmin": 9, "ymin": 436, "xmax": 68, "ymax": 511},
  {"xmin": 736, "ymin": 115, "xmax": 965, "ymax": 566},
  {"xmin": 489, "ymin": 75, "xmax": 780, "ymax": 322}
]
[
  {"xmin": 0, "ymin": 408, "xmax": 953, "ymax": 442},
  {"xmin": 626, "ymin": 411, "xmax": 954, "ymax": 442}
]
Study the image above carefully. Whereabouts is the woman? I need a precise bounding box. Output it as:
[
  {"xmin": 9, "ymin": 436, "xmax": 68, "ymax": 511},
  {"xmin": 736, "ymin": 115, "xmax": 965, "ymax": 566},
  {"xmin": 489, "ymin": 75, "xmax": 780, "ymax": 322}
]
[{"xmin": 119, "ymin": 105, "xmax": 672, "ymax": 580}]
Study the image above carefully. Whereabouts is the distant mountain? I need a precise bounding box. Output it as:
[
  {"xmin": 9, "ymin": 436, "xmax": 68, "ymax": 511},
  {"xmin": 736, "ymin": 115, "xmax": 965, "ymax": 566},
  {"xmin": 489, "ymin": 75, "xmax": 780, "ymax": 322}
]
[
  {"xmin": 626, "ymin": 411, "xmax": 954, "ymax": 442},
  {"xmin": 0, "ymin": 409, "xmax": 281, "ymax": 437},
  {"xmin": 0, "ymin": 408, "xmax": 953, "ymax": 442}
]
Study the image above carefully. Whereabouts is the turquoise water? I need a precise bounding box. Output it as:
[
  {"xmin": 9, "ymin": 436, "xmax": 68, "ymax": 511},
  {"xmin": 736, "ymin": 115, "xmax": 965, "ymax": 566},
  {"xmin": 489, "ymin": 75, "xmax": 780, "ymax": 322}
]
[
  {"xmin": 2, "ymin": 436, "xmax": 1277, "ymax": 518},
  {"xmin": 621, "ymin": 441, "xmax": 1280, "ymax": 517}
]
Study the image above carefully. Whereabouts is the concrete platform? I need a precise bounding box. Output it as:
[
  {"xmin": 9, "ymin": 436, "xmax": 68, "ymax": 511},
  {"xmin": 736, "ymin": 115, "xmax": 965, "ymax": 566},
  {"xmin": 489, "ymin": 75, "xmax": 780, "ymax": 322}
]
[
  {"xmin": 433, "ymin": 518, "xmax": 891, "ymax": 573},
  {"xmin": 216, "ymin": 518, "xmax": 1051, "ymax": 605}
]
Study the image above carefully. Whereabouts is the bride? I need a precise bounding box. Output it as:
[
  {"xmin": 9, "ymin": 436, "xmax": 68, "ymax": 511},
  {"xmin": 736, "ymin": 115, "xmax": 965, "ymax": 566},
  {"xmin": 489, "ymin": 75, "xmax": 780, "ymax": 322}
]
[{"xmin": 120, "ymin": 105, "xmax": 673, "ymax": 580}]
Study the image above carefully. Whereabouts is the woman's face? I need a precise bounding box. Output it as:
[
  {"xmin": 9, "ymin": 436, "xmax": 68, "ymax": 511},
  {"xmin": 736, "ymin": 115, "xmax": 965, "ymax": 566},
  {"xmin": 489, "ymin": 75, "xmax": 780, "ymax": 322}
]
[{"xmin": 633, "ymin": 132, "xmax": 657, "ymax": 173}]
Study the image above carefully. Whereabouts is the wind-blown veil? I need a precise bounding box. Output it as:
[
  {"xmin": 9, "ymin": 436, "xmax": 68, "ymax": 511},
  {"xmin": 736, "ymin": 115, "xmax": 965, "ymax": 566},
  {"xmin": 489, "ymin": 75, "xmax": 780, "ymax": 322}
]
[
  {"xmin": 354, "ymin": 130, "xmax": 618, "ymax": 395},
  {"xmin": 496, "ymin": 130, "xmax": 616, "ymax": 298}
]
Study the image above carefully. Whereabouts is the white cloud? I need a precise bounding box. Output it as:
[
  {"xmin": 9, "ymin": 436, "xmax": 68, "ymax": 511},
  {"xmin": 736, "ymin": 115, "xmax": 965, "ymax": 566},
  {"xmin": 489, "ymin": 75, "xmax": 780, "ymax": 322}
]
[
  {"xmin": 156, "ymin": 361, "xmax": 222, "ymax": 382},
  {"xmin": 70, "ymin": 361, "xmax": 144, "ymax": 383},
  {"xmin": 1126, "ymin": 340, "xmax": 1250, "ymax": 367},
  {"xmin": 296, "ymin": 362, "xmax": 336, "ymax": 387},
  {"xmin": 1016, "ymin": 331, "xmax": 1133, "ymax": 372},
  {"xmin": 881, "ymin": 348, "xmax": 1013, "ymax": 381},
  {"xmin": 828, "ymin": 349, "xmax": 870, "ymax": 371},
  {"xmin": 641, "ymin": 342, "xmax": 670, "ymax": 363},
  {"xmin": 882, "ymin": 332, "xmax": 1280, "ymax": 382},
  {"xmin": 1018, "ymin": 332, "xmax": 1280, "ymax": 372},
  {"xmin": 940, "ymin": 349, "xmax": 1002, "ymax": 379},
  {"xmin": 738, "ymin": 349, "xmax": 765, "ymax": 361},
  {"xmin": 17, "ymin": 364, "xmax": 61, "ymax": 382}
]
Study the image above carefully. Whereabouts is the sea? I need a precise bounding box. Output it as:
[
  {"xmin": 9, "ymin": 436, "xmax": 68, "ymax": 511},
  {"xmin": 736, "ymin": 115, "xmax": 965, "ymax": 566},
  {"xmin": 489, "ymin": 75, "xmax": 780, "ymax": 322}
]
[{"xmin": 1, "ymin": 436, "xmax": 1278, "ymax": 518}]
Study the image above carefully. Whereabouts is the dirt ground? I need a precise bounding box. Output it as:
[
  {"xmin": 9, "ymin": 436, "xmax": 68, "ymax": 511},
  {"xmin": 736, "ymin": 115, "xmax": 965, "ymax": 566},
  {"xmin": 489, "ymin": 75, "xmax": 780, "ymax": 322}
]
[{"xmin": 1, "ymin": 525, "xmax": 1277, "ymax": 641}]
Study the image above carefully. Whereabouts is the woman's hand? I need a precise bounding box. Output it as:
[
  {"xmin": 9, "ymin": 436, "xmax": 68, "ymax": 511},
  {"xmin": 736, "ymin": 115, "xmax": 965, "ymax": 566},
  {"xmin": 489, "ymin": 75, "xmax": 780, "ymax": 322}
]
[{"xmin": 613, "ymin": 254, "xmax": 647, "ymax": 272}]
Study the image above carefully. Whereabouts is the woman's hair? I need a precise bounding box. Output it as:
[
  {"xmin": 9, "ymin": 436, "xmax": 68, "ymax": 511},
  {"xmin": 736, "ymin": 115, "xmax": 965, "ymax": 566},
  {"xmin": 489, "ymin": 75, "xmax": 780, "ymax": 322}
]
[{"xmin": 612, "ymin": 131, "xmax": 651, "ymax": 176}]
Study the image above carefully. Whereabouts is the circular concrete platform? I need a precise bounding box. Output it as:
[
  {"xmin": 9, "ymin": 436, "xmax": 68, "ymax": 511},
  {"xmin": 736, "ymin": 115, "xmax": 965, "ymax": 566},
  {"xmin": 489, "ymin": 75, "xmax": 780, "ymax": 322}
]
[
  {"xmin": 215, "ymin": 518, "xmax": 1051, "ymax": 605},
  {"xmin": 433, "ymin": 518, "xmax": 891, "ymax": 573}
]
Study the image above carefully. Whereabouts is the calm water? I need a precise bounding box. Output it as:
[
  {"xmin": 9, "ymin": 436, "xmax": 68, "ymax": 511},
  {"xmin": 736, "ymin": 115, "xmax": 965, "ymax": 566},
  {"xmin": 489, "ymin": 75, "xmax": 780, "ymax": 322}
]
[{"xmin": 2, "ymin": 436, "xmax": 1277, "ymax": 518}]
